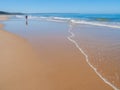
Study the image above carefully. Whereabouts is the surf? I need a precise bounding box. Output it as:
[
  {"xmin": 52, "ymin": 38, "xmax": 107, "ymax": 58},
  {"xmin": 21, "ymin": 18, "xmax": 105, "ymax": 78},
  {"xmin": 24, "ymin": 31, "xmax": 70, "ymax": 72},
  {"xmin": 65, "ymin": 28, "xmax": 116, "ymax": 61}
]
[
  {"xmin": 67, "ymin": 20, "xmax": 120, "ymax": 90},
  {"xmin": 16, "ymin": 15, "xmax": 120, "ymax": 29}
]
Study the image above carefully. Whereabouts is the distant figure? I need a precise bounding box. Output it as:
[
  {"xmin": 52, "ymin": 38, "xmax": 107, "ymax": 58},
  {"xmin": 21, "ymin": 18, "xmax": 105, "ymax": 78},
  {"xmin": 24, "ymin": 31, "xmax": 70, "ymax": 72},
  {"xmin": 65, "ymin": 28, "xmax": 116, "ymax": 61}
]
[
  {"xmin": 25, "ymin": 15, "xmax": 28, "ymax": 20},
  {"xmin": 25, "ymin": 15, "xmax": 28, "ymax": 26}
]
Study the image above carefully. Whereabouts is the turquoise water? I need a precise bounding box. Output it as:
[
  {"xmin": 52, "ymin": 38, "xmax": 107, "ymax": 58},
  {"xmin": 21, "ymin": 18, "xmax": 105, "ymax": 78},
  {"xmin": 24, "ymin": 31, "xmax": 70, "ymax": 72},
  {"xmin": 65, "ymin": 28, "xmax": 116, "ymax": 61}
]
[{"xmin": 29, "ymin": 13, "xmax": 120, "ymax": 22}]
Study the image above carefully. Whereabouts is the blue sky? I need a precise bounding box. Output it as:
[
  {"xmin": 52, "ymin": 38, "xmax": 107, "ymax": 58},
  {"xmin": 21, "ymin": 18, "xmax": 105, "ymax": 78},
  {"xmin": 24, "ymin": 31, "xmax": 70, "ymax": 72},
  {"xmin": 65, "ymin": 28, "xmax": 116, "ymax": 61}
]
[{"xmin": 0, "ymin": 0, "xmax": 120, "ymax": 13}]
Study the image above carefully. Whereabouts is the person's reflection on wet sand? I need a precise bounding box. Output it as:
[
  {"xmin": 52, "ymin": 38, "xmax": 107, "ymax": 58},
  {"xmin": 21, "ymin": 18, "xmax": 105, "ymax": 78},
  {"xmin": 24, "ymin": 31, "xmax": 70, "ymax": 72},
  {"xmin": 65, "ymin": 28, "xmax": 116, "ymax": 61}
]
[{"xmin": 25, "ymin": 15, "xmax": 28, "ymax": 26}]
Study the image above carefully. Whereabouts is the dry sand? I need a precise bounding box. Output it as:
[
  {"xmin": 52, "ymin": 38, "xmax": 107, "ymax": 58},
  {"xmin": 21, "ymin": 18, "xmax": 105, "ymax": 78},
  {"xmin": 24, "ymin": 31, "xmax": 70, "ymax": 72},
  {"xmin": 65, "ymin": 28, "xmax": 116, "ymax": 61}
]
[
  {"xmin": 0, "ymin": 16, "xmax": 113, "ymax": 90},
  {"xmin": 0, "ymin": 24, "xmax": 52, "ymax": 90}
]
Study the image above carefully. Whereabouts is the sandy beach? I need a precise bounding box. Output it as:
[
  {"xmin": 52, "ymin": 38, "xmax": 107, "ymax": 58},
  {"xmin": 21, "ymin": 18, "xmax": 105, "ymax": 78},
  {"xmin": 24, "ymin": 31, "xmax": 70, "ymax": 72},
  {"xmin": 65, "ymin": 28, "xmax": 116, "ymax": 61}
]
[{"xmin": 0, "ymin": 16, "xmax": 113, "ymax": 90}]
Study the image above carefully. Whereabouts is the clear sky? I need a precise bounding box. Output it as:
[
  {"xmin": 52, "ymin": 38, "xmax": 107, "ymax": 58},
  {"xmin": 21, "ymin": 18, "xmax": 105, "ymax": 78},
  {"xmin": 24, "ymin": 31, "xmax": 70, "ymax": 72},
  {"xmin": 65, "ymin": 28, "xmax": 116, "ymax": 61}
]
[{"xmin": 0, "ymin": 0, "xmax": 120, "ymax": 13}]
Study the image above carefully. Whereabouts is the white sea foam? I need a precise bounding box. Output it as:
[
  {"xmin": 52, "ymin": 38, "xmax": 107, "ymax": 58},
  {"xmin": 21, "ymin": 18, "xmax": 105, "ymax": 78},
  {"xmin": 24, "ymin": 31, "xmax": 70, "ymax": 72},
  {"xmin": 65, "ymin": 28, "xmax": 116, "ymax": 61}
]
[
  {"xmin": 67, "ymin": 21, "xmax": 119, "ymax": 90},
  {"xmin": 45, "ymin": 17, "xmax": 70, "ymax": 22},
  {"xmin": 71, "ymin": 19, "xmax": 120, "ymax": 29},
  {"xmin": 28, "ymin": 15, "xmax": 37, "ymax": 19},
  {"xmin": 15, "ymin": 15, "xmax": 25, "ymax": 19},
  {"xmin": 39, "ymin": 16, "xmax": 49, "ymax": 19},
  {"xmin": 45, "ymin": 18, "xmax": 66, "ymax": 22},
  {"xmin": 52, "ymin": 17, "xmax": 71, "ymax": 20}
]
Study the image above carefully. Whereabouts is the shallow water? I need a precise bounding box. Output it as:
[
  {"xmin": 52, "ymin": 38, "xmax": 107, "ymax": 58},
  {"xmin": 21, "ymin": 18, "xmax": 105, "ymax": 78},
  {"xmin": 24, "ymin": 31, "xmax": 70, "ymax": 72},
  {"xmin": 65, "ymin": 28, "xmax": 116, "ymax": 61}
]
[{"xmin": 70, "ymin": 24, "xmax": 120, "ymax": 89}]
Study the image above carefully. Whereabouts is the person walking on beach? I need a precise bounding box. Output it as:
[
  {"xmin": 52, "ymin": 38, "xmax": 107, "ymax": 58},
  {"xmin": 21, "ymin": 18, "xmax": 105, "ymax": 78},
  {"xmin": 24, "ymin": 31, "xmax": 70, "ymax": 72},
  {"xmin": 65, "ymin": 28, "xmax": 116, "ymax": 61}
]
[
  {"xmin": 26, "ymin": 15, "xmax": 28, "ymax": 20},
  {"xmin": 25, "ymin": 15, "xmax": 28, "ymax": 25}
]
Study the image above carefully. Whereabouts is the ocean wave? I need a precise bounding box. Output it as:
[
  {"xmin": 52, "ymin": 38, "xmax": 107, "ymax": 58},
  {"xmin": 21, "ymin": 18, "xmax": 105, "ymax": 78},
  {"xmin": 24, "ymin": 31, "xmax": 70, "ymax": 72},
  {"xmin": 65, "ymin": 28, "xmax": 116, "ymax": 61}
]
[
  {"xmin": 71, "ymin": 20, "xmax": 120, "ymax": 29},
  {"xmin": 16, "ymin": 15, "xmax": 120, "ymax": 29},
  {"xmin": 41, "ymin": 17, "xmax": 71, "ymax": 22}
]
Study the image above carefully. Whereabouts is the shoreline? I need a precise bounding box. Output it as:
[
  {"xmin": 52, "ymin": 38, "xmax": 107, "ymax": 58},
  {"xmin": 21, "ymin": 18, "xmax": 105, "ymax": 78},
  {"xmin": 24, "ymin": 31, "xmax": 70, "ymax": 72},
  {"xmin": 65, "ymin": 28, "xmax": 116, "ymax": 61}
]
[
  {"xmin": 68, "ymin": 23, "xmax": 119, "ymax": 90},
  {"xmin": 0, "ymin": 16, "xmax": 114, "ymax": 90}
]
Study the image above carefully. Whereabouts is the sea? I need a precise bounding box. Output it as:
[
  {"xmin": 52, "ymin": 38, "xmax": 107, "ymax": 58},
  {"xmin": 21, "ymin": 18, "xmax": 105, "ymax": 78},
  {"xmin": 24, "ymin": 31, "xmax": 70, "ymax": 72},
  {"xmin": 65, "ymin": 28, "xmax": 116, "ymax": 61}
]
[
  {"xmin": 10, "ymin": 13, "xmax": 120, "ymax": 90},
  {"xmin": 31, "ymin": 13, "xmax": 120, "ymax": 26},
  {"xmin": 15, "ymin": 13, "xmax": 120, "ymax": 27}
]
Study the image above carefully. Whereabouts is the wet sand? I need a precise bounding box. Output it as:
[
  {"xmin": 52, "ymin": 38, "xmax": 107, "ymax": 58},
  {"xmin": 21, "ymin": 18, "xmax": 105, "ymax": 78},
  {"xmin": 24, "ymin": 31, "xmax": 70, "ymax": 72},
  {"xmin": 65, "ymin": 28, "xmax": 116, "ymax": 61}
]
[
  {"xmin": 0, "ymin": 17, "xmax": 113, "ymax": 90},
  {"xmin": 72, "ymin": 24, "xmax": 120, "ymax": 89},
  {"xmin": 0, "ymin": 15, "xmax": 9, "ymax": 20},
  {"xmin": 0, "ymin": 15, "xmax": 8, "ymax": 28}
]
